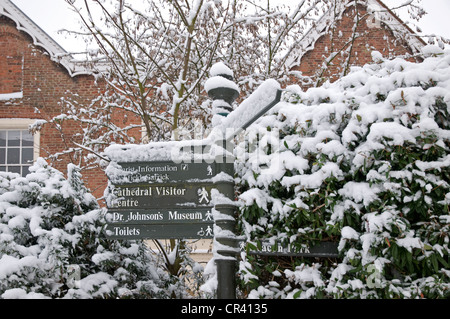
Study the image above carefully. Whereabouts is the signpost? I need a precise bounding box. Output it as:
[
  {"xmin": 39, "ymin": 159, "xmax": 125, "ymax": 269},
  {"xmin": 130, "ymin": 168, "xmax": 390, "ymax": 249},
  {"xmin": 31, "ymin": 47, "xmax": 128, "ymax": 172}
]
[{"xmin": 105, "ymin": 161, "xmax": 234, "ymax": 241}]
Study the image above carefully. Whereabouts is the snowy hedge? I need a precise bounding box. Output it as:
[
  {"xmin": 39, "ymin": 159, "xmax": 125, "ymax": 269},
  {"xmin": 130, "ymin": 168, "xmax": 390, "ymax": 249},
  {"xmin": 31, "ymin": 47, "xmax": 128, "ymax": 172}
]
[
  {"xmin": 236, "ymin": 46, "xmax": 450, "ymax": 299},
  {"xmin": 0, "ymin": 159, "xmax": 186, "ymax": 299}
]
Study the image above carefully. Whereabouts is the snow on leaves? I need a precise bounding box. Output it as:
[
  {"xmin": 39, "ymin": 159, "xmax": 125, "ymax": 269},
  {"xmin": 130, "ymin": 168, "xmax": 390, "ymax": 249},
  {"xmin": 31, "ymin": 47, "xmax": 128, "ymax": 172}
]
[
  {"xmin": 0, "ymin": 159, "xmax": 188, "ymax": 299},
  {"xmin": 237, "ymin": 46, "xmax": 450, "ymax": 299}
]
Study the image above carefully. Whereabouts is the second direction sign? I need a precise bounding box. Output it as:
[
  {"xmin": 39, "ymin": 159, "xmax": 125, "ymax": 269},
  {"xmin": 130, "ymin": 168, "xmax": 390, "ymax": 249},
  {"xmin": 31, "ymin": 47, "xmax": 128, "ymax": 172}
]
[
  {"xmin": 104, "ymin": 160, "xmax": 235, "ymax": 240},
  {"xmin": 109, "ymin": 183, "xmax": 214, "ymax": 209},
  {"xmin": 107, "ymin": 208, "xmax": 214, "ymax": 224}
]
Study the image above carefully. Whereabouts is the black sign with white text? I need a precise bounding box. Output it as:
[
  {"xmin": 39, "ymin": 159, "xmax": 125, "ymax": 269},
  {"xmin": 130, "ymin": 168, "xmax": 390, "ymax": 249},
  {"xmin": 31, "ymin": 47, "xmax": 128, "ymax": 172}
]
[{"xmin": 105, "ymin": 161, "xmax": 234, "ymax": 240}]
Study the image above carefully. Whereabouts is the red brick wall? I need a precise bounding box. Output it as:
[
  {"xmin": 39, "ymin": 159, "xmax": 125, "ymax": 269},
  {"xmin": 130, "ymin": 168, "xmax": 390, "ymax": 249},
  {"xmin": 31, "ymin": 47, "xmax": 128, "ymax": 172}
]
[{"xmin": 290, "ymin": 4, "xmax": 420, "ymax": 87}]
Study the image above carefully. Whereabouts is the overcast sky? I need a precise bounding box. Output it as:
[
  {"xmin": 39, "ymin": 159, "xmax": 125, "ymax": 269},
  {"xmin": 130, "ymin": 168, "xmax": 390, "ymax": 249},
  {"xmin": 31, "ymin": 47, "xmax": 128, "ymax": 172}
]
[{"xmin": 10, "ymin": 0, "xmax": 450, "ymax": 53}]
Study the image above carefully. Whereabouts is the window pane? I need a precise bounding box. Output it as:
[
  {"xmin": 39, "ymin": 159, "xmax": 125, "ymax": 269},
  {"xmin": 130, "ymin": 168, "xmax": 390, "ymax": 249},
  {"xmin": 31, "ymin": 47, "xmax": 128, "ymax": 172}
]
[
  {"xmin": 21, "ymin": 166, "xmax": 30, "ymax": 177},
  {"xmin": 7, "ymin": 148, "xmax": 20, "ymax": 164},
  {"xmin": 8, "ymin": 166, "xmax": 20, "ymax": 174},
  {"xmin": 0, "ymin": 148, "xmax": 4, "ymax": 164},
  {"xmin": 0, "ymin": 132, "xmax": 6, "ymax": 146},
  {"xmin": 22, "ymin": 131, "xmax": 34, "ymax": 147},
  {"xmin": 8, "ymin": 131, "xmax": 20, "ymax": 146},
  {"xmin": 22, "ymin": 148, "xmax": 33, "ymax": 164},
  {"xmin": 0, "ymin": 166, "xmax": 6, "ymax": 172}
]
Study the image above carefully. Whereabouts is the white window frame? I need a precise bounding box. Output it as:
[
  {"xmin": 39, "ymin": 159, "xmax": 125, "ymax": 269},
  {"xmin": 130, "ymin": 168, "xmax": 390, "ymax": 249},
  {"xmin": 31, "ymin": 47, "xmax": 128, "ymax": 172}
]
[{"xmin": 0, "ymin": 119, "xmax": 40, "ymax": 176}]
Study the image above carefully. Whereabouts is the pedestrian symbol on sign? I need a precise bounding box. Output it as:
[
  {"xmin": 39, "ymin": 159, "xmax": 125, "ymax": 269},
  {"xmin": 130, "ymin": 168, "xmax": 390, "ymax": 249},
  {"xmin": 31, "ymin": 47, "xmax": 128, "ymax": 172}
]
[
  {"xmin": 207, "ymin": 165, "xmax": 213, "ymax": 176},
  {"xmin": 198, "ymin": 187, "xmax": 210, "ymax": 204},
  {"xmin": 204, "ymin": 210, "xmax": 213, "ymax": 221}
]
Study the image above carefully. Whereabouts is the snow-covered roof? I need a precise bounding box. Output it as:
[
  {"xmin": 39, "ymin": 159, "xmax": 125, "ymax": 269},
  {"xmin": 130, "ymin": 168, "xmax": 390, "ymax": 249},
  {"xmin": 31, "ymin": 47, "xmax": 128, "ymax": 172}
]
[
  {"xmin": 285, "ymin": 0, "xmax": 426, "ymax": 69},
  {"xmin": 0, "ymin": 0, "xmax": 94, "ymax": 77}
]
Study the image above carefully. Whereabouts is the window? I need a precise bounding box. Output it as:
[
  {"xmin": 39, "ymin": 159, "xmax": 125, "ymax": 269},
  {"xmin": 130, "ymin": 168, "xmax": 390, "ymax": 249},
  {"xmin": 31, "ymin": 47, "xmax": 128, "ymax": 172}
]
[{"xmin": 0, "ymin": 119, "xmax": 40, "ymax": 177}]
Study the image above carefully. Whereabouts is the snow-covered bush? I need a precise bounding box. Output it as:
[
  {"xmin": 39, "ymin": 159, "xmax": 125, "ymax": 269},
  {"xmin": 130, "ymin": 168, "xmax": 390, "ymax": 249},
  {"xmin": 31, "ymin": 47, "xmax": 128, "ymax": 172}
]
[
  {"xmin": 237, "ymin": 46, "xmax": 450, "ymax": 299},
  {"xmin": 0, "ymin": 159, "xmax": 184, "ymax": 299}
]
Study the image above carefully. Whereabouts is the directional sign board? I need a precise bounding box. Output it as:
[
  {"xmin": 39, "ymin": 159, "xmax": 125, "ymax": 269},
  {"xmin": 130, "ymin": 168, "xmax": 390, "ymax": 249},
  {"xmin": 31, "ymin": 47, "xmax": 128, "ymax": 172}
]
[
  {"xmin": 105, "ymin": 160, "xmax": 234, "ymax": 240},
  {"xmin": 108, "ymin": 208, "xmax": 214, "ymax": 224},
  {"xmin": 109, "ymin": 183, "xmax": 215, "ymax": 209},
  {"xmin": 106, "ymin": 222, "xmax": 215, "ymax": 240},
  {"xmin": 239, "ymin": 241, "xmax": 339, "ymax": 258},
  {"xmin": 106, "ymin": 207, "xmax": 215, "ymax": 240},
  {"xmin": 109, "ymin": 161, "xmax": 234, "ymax": 184}
]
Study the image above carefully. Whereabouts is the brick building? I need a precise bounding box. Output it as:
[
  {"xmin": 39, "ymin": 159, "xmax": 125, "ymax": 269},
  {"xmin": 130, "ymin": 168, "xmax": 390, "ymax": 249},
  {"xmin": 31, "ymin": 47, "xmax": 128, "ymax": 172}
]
[
  {"xmin": 287, "ymin": 0, "xmax": 425, "ymax": 87},
  {"xmin": 0, "ymin": 0, "xmax": 425, "ymax": 200}
]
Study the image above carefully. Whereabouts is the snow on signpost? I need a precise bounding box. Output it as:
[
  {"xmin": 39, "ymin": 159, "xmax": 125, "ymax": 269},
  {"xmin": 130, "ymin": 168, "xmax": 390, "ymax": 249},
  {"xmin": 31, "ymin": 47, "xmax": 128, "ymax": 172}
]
[{"xmin": 210, "ymin": 78, "xmax": 282, "ymax": 142}]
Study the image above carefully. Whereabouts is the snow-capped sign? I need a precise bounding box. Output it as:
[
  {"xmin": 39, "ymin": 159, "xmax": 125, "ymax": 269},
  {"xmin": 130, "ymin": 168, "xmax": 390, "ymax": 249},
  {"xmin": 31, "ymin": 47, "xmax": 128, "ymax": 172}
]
[
  {"xmin": 210, "ymin": 79, "xmax": 282, "ymax": 142},
  {"xmin": 109, "ymin": 161, "xmax": 233, "ymax": 184},
  {"xmin": 104, "ymin": 158, "xmax": 235, "ymax": 240},
  {"xmin": 108, "ymin": 183, "xmax": 215, "ymax": 209},
  {"xmin": 220, "ymin": 79, "xmax": 280, "ymax": 131},
  {"xmin": 241, "ymin": 241, "xmax": 339, "ymax": 258},
  {"xmin": 108, "ymin": 208, "xmax": 213, "ymax": 225}
]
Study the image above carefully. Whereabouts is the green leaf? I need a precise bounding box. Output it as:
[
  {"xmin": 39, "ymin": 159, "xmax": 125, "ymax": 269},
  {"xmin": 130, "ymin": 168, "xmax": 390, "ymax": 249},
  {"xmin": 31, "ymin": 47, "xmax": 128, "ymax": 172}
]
[{"xmin": 431, "ymin": 254, "xmax": 439, "ymax": 273}]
